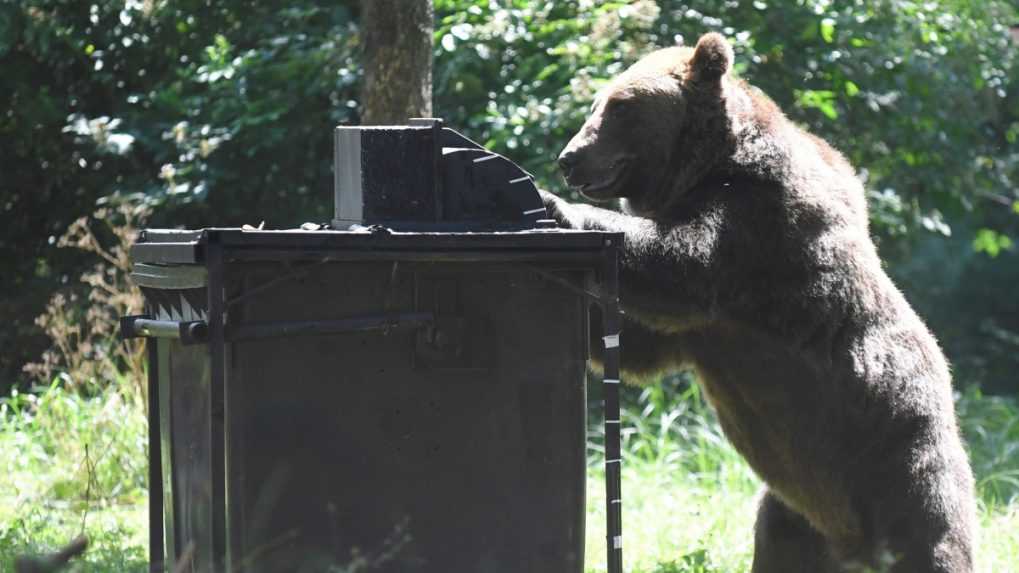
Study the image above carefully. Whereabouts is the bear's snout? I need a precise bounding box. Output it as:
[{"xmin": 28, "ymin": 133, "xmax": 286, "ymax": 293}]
[
  {"xmin": 557, "ymin": 152, "xmax": 631, "ymax": 200},
  {"xmin": 557, "ymin": 149, "xmax": 580, "ymax": 172},
  {"xmin": 557, "ymin": 145, "xmax": 594, "ymax": 189},
  {"xmin": 558, "ymin": 104, "xmax": 639, "ymax": 200}
]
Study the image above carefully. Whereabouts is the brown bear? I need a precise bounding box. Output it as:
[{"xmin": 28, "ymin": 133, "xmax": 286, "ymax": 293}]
[{"xmin": 542, "ymin": 33, "xmax": 976, "ymax": 572}]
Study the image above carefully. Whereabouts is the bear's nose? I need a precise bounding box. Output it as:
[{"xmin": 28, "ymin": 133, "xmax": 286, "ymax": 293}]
[{"xmin": 557, "ymin": 150, "xmax": 579, "ymax": 172}]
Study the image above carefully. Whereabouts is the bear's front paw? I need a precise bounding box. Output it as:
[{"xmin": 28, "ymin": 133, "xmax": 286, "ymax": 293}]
[{"xmin": 539, "ymin": 189, "xmax": 575, "ymax": 229}]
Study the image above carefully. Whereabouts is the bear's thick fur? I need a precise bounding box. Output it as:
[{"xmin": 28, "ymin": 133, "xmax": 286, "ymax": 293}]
[{"xmin": 544, "ymin": 33, "xmax": 976, "ymax": 572}]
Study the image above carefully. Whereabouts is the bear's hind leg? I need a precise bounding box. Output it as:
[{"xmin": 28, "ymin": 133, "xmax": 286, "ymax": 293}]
[
  {"xmin": 878, "ymin": 456, "xmax": 975, "ymax": 572},
  {"xmin": 751, "ymin": 491, "xmax": 836, "ymax": 573},
  {"xmin": 884, "ymin": 510, "xmax": 974, "ymax": 573}
]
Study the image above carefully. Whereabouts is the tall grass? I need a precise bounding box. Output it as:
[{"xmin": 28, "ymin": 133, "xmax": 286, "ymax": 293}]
[
  {"xmin": 0, "ymin": 377, "xmax": 148, "ymax": 571},
  {"xmin": 584, "ymin": 379, "xmax": 1019, "ymax": 573},
  {"xmin": 2, "ymin": 374, "xmax": 1018, "ymax": 571},
  {"xmin": 957, "ymin": 385, "xmax": 1019, "ymax": 505},
  {"xmin": 0, "ymin": 204, "xmax": 151, "ymax": 570},
  {"xmin": 23, "ymin": 204, "xmax": 149, "ymax": 394}
]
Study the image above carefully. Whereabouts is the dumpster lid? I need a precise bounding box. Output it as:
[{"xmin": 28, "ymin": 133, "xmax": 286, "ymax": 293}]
[{"xmin": 131, "ymin": 227, "xmax": 623, "ymax": 265}]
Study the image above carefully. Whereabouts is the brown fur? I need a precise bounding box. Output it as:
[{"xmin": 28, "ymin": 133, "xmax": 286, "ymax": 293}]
[{"xmin": 546, "ymin": 33, "xmax": 976, "ymax": 572}]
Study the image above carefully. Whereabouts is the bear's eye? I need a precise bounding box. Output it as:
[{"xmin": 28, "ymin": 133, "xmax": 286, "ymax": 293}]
[{"xmin": 606, "ymin": 97, "xmax": 636, "ymax": 117}]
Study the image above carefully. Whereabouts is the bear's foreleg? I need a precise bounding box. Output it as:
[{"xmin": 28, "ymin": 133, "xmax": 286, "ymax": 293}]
[
  {"xmin": 540, "ymin": 191, "xmax": 719, "ymax": 324},
  {"xmin": 587, "ymin": 305, "xmax": 690, "ymax": 383}
]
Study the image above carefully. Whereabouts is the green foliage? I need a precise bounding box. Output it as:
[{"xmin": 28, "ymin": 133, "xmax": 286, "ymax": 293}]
[
  {"xmin": 0, "ymin": 512, "xmax": 147, "ymax": 573},
  {"xmin": 23, "ymin": 204, "xmax": 148, "ymax": 391},
  {"xmin": 0, "ymin": 377, "xmax": 148, "ymax": 571},
  {"xmin": 589, "ymin": 375, "xmax": 756, "ymax": 492},
  {"xmin": 650, "ymin": 550, "xmax": 722, "ymax": 573},
  {"xmin": 435, "ymin": 0, "xmax": 1019, "ymax": 241},
  {"xmin": 957, "ymin": 386, "xmax": 1019, "ymax": 504},
  {"xmin": 0, "ymin": 377, "xmax": 148, "ymax": 510},
  {"xmin": 890, "ymin": 226, "xmax": 1019, "ymax": 393},
  {"xmin": 434, "ymin": 0, "xmax": 663, "ymax": 200},
  {"xmin": 0, "ymin": 0, "xmax": 359, "ymax": 386},
  {"xmin": 150, "ymin": 3, "xmax": 361, "ymax": 226},
  {"xmin": 972, "ymin": 228, "xmax": 1014, "ymax": 257}
]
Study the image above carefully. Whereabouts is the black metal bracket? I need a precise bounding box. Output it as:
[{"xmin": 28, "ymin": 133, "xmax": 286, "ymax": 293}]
[
  {"xmin": 225, "ymin": 311, "xmax": 434, "ymax": 341},
  {"xmin": 120, "ymin": 315, "xmax": 208, "ymax": 345}
]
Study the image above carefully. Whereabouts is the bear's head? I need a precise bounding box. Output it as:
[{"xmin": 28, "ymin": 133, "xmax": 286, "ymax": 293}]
[{"xmin": 557, "ymin": 32, "xmax": 739, "ymax": 217}]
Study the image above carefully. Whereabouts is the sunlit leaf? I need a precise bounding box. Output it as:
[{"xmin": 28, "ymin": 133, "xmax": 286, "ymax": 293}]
[
  {"xmin": 795, "ymin": 89, "xmax": 838, "ymax": 119},
  {"xmin": 973, "ymin": 229, "xmax": 1014, "ymax": 258},
  {"xmin": 820, "ymin": 18, "xmax": 836, "ymax": 43}
]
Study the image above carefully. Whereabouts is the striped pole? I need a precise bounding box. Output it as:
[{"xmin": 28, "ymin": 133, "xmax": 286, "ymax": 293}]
[{"xmin": 602, "ymin": 240, "xmax": 623, "ymax": 573}]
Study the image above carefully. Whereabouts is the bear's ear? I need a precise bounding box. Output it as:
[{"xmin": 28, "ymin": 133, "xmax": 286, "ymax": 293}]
[{"xmin": 688, "ymin": 32, "xmax": 733, "ymax": 85}]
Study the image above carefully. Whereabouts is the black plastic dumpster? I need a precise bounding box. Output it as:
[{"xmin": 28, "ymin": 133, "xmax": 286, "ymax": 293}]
[{"xmin": 123, "ymin": 120, "xmax": 624, "ymax": 573}]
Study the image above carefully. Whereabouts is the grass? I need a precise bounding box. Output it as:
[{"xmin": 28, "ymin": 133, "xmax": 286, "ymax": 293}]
[
  {"xmin": 585, "ymin": 465, "xmax": 757, "ymax": 573},
  {"xmin": 582, "ymin": 379, "xmax": 1019, "ymax": 573},
  {"xmin": 2, "ymin": 375, "xmax": 1018, "ymax": 572},
  {"xmin": 0, "ymin": 377, "xmax": 149, "ymax": 571},
  {"xmin": 585, "ymin": 465, "xmax": 1019, "ymax": 573}
]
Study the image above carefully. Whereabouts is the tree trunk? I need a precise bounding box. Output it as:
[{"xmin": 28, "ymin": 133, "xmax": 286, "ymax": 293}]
[{"xmin": 359, "ymin": 0, "xmax": 434, "ymax": 124}]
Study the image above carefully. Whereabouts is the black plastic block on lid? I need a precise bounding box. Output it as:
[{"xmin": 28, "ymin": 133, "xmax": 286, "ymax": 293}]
[{"xmin": 333, "ymin": 118, "xmax": 551, "ymax": 231}]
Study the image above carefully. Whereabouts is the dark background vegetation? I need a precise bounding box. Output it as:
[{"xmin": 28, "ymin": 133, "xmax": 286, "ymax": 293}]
[{"xmin": 2, "ymin": 0, "xmax": 1018, "ymax": 394}]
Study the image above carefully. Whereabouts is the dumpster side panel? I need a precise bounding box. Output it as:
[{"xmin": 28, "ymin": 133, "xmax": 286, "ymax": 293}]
[
  {"xmin": 227, "ymin": 262, "xmax": 587, "ymax": 573},
  {"xmin": 161, "ymin": 338, "xmax": 215, "ymax": 572}
]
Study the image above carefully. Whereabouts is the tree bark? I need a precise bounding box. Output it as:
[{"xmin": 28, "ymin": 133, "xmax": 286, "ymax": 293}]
[{"xmin": 359, "ymin": 0, "xmax": 434, "ymax": 124}]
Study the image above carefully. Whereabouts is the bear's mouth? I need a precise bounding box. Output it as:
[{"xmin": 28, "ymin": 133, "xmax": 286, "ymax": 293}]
[{"xmin": 576, "ymin": 158, "xmax": 631, "ymax": 200}]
